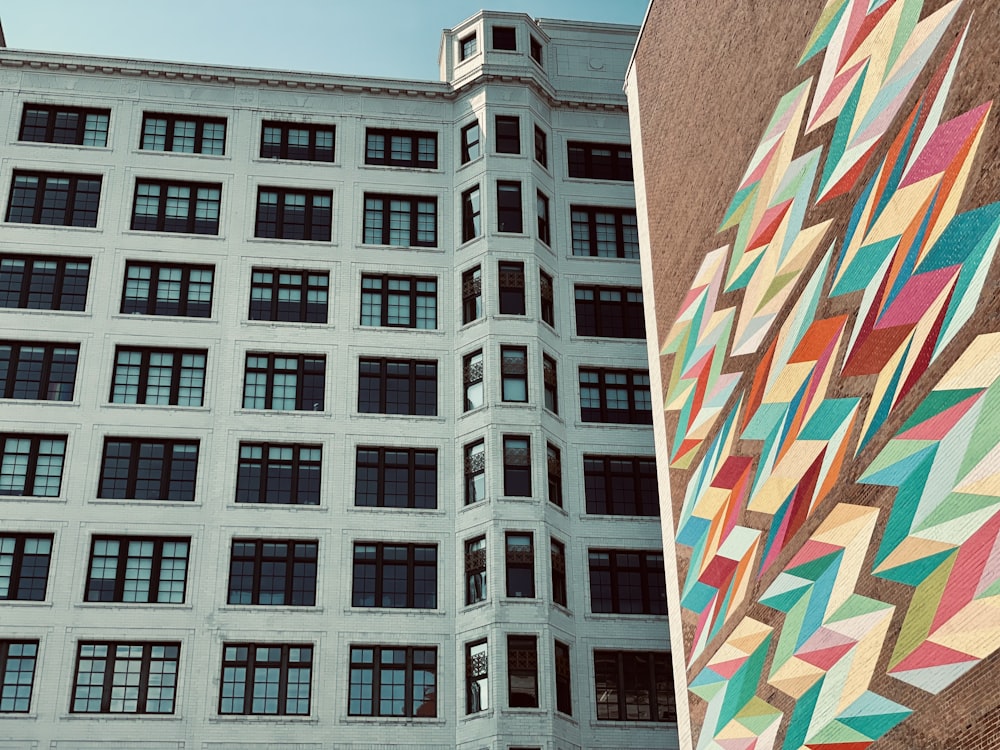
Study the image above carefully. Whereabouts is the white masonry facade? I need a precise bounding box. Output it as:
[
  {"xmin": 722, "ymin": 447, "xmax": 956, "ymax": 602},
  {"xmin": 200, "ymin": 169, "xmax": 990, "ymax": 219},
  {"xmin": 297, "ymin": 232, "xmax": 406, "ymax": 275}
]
[{"xmin": 0, "ymin": 11, "xmax": 676, "ymax": 750}]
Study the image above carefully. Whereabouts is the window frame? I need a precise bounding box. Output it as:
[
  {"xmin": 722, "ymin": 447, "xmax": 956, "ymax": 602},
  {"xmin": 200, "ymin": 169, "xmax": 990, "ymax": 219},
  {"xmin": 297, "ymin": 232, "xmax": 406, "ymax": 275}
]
[
  {"xmin": 260, "ymin": 120, "xmax": 335, "ymax": 162},
  {"xmin": 460, "ymin": 33, "xmax": 478, "ymax": 61},
  {"xmin": 140, "ymin": 112, "xmax": 226, "ymax": 155},
  {"xmin": 0, "ymin": 434, "xmax": 66, "ymax": 498},
  {"xmin": 0, "ymin": 534, "xmax": 53, "ymax": 601},
  {"xmin": 575, "ymin": 284, "xmax": 646, "ymax": 338},
  {"xmin": 0, "ymin": 341, "xmax": 78, "ymax": 401},
  {"xmin": 570, "ymin": 206, "xmax": 639, "ymax": 259},
  {"xmin": 507, "ymin": 635, "xmax": 538, "ymax": 708},
  {"xmin": 354, "ymin": 446, "xmax": 438, "ymax": 509},
  {"xmin": 579, "ymin": 367, "xmax": 653, "ymax": 424},
  {"xmin": 6, "ymin": 171, "xmax": 102, "ymax": 228},
  {"xmin": 357, "ymin": 358, "xmax": 438, "ymax": 416},
  {"xmin": 85, "ymin": 536, "xmax": 190, "ymax": 604},
  {"xmin": 588, "ymin": 549, "xmax": 668, "ymax": 615},
  {"xmin": 19, "ymin": 104, "xmax": 110, "ymax": 147},
  {"xmin": 550, "ymin": 537, "xmax": 567, "ymax": 607},
  {"xmin": 536, "ymin": 190, "xmax": 550, "ymax": 245},
  {"xmin": 500, "ymin": 346, "xmax": 528, "ymax": 404},
  {"xmin": 227, "ymin": 538, "xmax": 318, "ymax": 606},
  {"xmin": 496, "ymin": 181, "xmax": 523, "ymax": 234},
  {"xmin": 365, "ymin": 128, "xmax": 438, "ymax": 169},
  {"xmin": 498, "ymin": 261, "xmax": 525, "ymax": 315},
  {"xmin": 466, "ymin": 640, "xmax": 489, "ymax": 714},
  {"xmin": 503, "ymin": 436, "xmax": 531, "ymax": 498},
  {"xmin": 495, "ymin": 116, "xmax": 521, "ymax": 155},
  {"xmin": 584, "ymin": 455, "xmax": 659, "ymax": 517},
  {"xmin": 248, "ymin": 268, "xmax": 328, "ymax": 324},
  {"xmin": 352, "ymin": 542, "xmax": 437, "ymax": 609},
  {"xmin": 0, "ymin": 253, "xmax": 90, "ymax": 311},
  {"xmin": 460, "ymin": 121, "xmax": 481, "ymax": 163},
  {"xmin": 492, "ymin": 26, "xmax": 517, "ymax": 50},
  {"xmin": 542, "ymin": 353, "xmax": 558, "ymax": 414},
  {"xmin": 464, "ymin": 439, "xmax": 485, "ymax": 505},
  {"xmin": 219, "ymin": 643, "xmax": 313, "ymax": 716},
  {"xmin": 539, "ymin": 270, "xmax": 554, "ymax": 327},
  {"xmin": 130, "ymin": 178, "xmax": 221, "ymax": 235},
  {"xmin": 235, "ymin": 442, "xmax": 322, "ymax": 506},
  {"xmin": 360, "ymin": 274, "xmax": 437, "ymax": 330},
  {"xmin": 465, "ymin": 536, "xmax": 487, "ymax": 605},
  {"xmin": 0, "ymin": 640, "xmax": 38, "ymax": 713},
  {"xmin": 254, "ymin": 186, "xmax": 332, "ymax": 242},
  {"xmin": 110, "ymin": 346, "xmax": 207, "ymax": 407},
  {"xmin": 121, "ymin": 261, "xmax": 214, "ymax": 318},
  {"xmin": 242, "ymin": 353, "xmax": 326, "ymax": 411},
  {"xmin": 71, "ymin": 641, "xmax": 180, "ymax": 714},
  {"xmin": 533, "ymin": 125, "xmax": 547, "ymax": 167},
  {"xmin": 348, "ymin": 645, "xmax": 437, "ymax": 718},
  {"xmin": 567, "ymin": 141, "xmax": 633, "ymax": 181},
  {"xmin": 505, "ymin": 532, "xmax": 535, "ymax": 599},
  {"xmin": 463, "ymin": 350, "xmax": 484, "ymax": 413},
  {"xmin": 546, "ymin": 443, "xmax": 562, "ymax": 509},
  {"xmin": 462, "ymin": 266, "xmax": 482, "ymax": 324},
  {"xmin": 98, "ymin": 437, "xmax": 198, "ymax": 502},
  {"xmin": 530, "ymin": 37, "xmax": 544, "ymax": 66},
  {"xmin": 461, "ymin": 185, "xmax": 482, "ymax": 243},
  {"xmin": 554, "ymin": 640, "xmax": 572, "ymax": 715},
  {"xmin": 363, "ymin": 193, "xmax": 437, "ymax": 248},
  {"xmin": 593, "ymin": 650, "xmax": 675, "ymax": 722}
]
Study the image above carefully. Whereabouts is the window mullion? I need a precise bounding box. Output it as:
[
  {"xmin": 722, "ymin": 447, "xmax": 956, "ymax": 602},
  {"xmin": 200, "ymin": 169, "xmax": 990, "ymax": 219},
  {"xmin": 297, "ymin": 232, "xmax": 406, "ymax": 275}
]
[
  {"xmin": 148, "ymin": 541, "xmax": 163, "ymax": 604},
  {"xmin": 100, "ymin": 647, "xmax": 115, "ymax": 712},
  {"xmin": 159, "ymin": 443, "xmax": 174, "ymax": 502},
  {"xmin": 8, "ymin": 537, "xmax": 25, "ymax": 598}
]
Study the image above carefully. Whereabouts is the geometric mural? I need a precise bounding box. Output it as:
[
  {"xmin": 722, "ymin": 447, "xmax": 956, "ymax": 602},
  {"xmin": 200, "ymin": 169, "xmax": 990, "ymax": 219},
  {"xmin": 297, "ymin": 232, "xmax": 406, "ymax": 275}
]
[{"xmin": 650, "ymin": 0, "xmax": 1000, "ymax": 746}]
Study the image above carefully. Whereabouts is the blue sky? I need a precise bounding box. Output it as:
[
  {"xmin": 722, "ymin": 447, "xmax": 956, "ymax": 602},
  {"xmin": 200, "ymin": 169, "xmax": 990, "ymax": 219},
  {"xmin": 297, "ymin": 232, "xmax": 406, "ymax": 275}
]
[{"xmin": 1, "ymin": 1, "xmax": 648, "ymax": 81}]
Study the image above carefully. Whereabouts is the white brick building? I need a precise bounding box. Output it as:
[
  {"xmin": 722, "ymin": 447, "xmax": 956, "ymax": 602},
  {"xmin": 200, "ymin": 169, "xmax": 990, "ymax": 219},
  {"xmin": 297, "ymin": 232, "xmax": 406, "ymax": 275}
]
[{"xmin": 0, "ymin": 12, "xmax": 676, "ymax": 749}]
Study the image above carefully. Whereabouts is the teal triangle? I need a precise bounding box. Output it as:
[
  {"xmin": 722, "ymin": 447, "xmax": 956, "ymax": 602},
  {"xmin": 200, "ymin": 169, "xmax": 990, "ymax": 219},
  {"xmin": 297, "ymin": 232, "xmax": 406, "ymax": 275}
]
[{"xmin": 874, "ymin": 548, "xmax": 953, "ymax": 587}]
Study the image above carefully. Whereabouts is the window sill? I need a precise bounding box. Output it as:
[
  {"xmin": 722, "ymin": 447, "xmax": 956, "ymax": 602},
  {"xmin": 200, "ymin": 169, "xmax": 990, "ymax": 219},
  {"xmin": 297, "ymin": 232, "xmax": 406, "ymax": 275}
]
[
  {"xmin": 359, "ymin": 243, "xmax": 441, "ymax": 253},
  {"xmin": 568, "ymin": 253, "xmax": 640, "ymax": 263},
  {"xmin": 352, "ymin": 413, "xmax": 445, "ymax": 423},
  {"xmin": 550, "ymin": 602, "xmax": 573, "ymax": 617},
  {"xmin": 355, "ymin": 324, "xmax": 443, "ymax": 336},
  {"xmin": 590, "ymin": 718, "xmax": 677, "ymax": 728},
  {"xmin": 238, "ymin": 409, "xmax": 329, "ymax": 417},
  {"xmin": 460, "ymin": 600, "xmax": 491, "ymax": 614},
  {"xmin": 0, "ymin": 599, "xmax": 53, "ymax": 608},
  {"xmin": 75, "ymin": 601, "xmax": 194, "ymax": 610},
  {"xmin": 246, "ymin": 236, "xmax": 334, "ymax": 247},
  {"xmin": 0, "ymin": 398, "xmax": 79, "ymax": 407},
  {"xmin": 105, "ymin": 402, "xmax": 209, "ymax": 412},
  {"xmin": 499, "ymin": 707, "xmax": 547, "ymax": 717},
  {"xmin": 0, "ymin": 711, "xmax": 37, "ymax": 719},
  {"xmin": 545, "ymin": 501, "xmax": 569, "ymax": 518},
  {"xmin": 15, "ymin": 141, "xmax": 109, "ymax": 151},
  {"xmin": 502, "ymin": 595, "xmax": 541, "ymax": 604},
  {"xmin": 0, "ymin": 308, "xmax": 90, "ymax": 317},
  {"xmin": 253, "ymin": 156, "xmax": 339, "ymax": 167},
  {"xmin": 0, "ymin": 494, "xmax": 66, "ymax": 503},
  {"xmin": 460, "ymin": 708, "xmax": 494, "ymax": 723},
  {"xmin": 123, "ymin": 229, "xmax": 222, "ymax": 240},
  {"xmin": 91, "ymin": 497, "xmax": 199, "ymax": 506},
  {"xmin": 341, "ymin": 715, "xmax": 445, "ymax": 726},
  {"xmin": 210, "ymin": 714, "xmax": 319, "ymax": 724},
  {"xmin": 5, "ymin": 222, "xmax": 101, "ymax": 233},
  {"xmin": 61, "ymin": 712, "xmax": 183, "ymax": 720},
  {"xmin": 134, "ymin": 148, "xmax": 229, "ymax": 160},
  {"xmin": 359, "ymin": 163, "xmax": 441, "ymax": 174},
  {"xmin": 492, "ymin": 230, "xmax": 529, "ymax": 238},
  {"xmin": 243, "ymin": 319, "xmax": 329, "ymax": 328},
  {"xmin": 459, "ymin": 499, "xmax": 490, "ymax": 513},
  {"xmin": 456, "ymin": 154, "xmax": 484, "ymax": 171},
  {"xmin": 346, "ymin": 607, "xmax": 445, "ymax": 617},
  {"xmin": 219, "ymin": 605, "xmax": 324, "ymax": 613},
  {"xmin": 229, "ymin": 502, "xmax": 326, "ymax": 511},
  {"xmin": 115, "ymin": 312, "xmax": 217, "ymax": 323},
  {"xmin": 348, "ymin": 505, "xmax": 445, "ymax": 516},
  {"xmin": 579, "ymin": 512, "xmax": 660, "ymax": 522},
  {"xmin": 585, "ymin": 612, "xmax": 667, "ymax": 622}
]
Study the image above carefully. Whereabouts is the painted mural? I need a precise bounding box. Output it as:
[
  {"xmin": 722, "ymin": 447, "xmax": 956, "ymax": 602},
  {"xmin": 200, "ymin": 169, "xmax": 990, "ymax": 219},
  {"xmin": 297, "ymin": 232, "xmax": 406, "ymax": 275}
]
[{"xmin": 660, "ymin": 0, "xmax": 1000, "ymax": 747}]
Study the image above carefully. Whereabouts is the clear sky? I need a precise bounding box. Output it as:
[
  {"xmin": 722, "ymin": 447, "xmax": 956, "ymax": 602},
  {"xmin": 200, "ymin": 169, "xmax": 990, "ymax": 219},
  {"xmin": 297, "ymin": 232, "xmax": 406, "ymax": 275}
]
[{"xmin": 1, "ymin": 1, "xmax": 648, "ymax": 82}]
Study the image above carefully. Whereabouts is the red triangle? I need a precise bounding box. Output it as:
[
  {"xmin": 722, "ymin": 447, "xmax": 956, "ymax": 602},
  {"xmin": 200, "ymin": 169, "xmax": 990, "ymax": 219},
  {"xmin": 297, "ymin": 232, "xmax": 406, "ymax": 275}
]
[{"xmin": 798, "ymin": 641, "xmax": 856, "ymax": 671}]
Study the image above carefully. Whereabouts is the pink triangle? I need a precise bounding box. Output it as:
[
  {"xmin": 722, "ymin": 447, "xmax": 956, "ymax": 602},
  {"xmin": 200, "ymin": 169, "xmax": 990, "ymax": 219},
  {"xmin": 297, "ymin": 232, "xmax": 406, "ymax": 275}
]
[
  {"xmin": 678, "ymin": 284, "xmax": 710, "ymax": 316},
  {"xmin": 896, "ymin": 392, "xmax": 984, "ymax": 440},
  {"xmin": 890, "ymin": 639, "xmax": 975, "ymax": 673},
  {"xmin": 810, "ymin": 58, "xmax": 867, "ymax": 128},
  {"xmin": 901, "ymin": 103, "xmax": 991, "ymax": 188},
  {"xmin": 681, "ymin": 348, "xmax": 714, "ymax": 381},
  {"xmin": 787, "ymin": 539, "xmax": 843, "ymax": 568},
  {"xmin": 875, "ymin": 266, "xmax": 959, "ymax": 328},
  {"xmin": 738, "ymin": 139, "xmax": 782, "ymax": 191},
  {"xmin": 711, "ymin": 656, "xmax": 748, "ymax": 680},
  {"xmin": 932, "ymin": 511, "xmax": 1000, "ymax": 631}
]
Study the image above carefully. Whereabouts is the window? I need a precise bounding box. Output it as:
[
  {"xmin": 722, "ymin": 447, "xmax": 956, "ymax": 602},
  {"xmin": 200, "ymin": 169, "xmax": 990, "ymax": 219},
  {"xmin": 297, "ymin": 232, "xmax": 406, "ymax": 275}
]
[
  {"xmin": 539, "ymin": 270, "xmax": 554, "ymax": 326},
  {"xmin": 462, "ymin": 266, "xmax": 482, "ymax": 324},
  {"xmin": 111, "ymin": 347, "xmax": 206, "ymax": 407},
  {"xmin": 492, "ymin": 26, "xmax": 517, "ymax": 50},
  {"xmin": 349, "ymin": 645, "xmax": 437, "ymax": 717},
  {"xmin": 236, "ymin": 442, "xmax": 321, "ymax": 506},
  {"xmin": 19, "ymin": 104, "xmax": 109, "ymax": 146},
  {"xmin": 464, "ymin": 439, "xmax": 485, "ymax": 505},
  {"xmin": 463, "ymin": 350, "xmax": 484, "ymax": 412},
  {"xmin": 546, "ymin": 443, "xmax": 562, "ymax": 508},
  {"xmin": 500, "ymin": 346, "xmax": 528, "ymax": 403},
  {"xmin": 363, "ymin": 194, "xmax": 437, "ymax": 247},
  {"xmin": 0, "ymin": 640, "xmax": 37, "ymax": 713},
  {"xmin": 0, "ymin": 534, "xmax": 52, "ymax": 600},
  {"xmin": 575, "ymin": 285, "xmax": 646, "ymax": 338},
  {"xmin": 570, "ymin": 207, "xmax": 639, "ymax": 258},
  {"xmin": 461, "ymin": 185, "xmax": 482, "ymax": 243},
  {"xmin": 358, "ymin": 358, "xmax": 437, "ymax": 416},
  {"xmin": 131, "ymin": 179, "xmax": 220, "ymax": 235},
  {"xmin": 249, "ymin": 268, "xmax": 328, "ymax": 323},
  {"xmin": 594, "ymin": 650, "xmax": 675, "ymax": 722},
  {"xmin": 465, "ymin": 537, "xmax": 486, "ymax": 605},
  {"xmin": 352, "ymin": 543, "xmax": 437, "ymax": 608},
  {"xmin": 361, "ymin": 275, "xmax": 436, "ymax": 329},
  {"xmin": 495, "ymin": 116, "xmax": 520, "ymax": 154},
  {"xmin": 365, "ymin": 129, "xmax": 437, "ymax": 169},
  {"xmin": 507, "ymin": 636, "xmax": 537, "ymax": 707},
  {"xmin": 550, "ymin": 538, "xmax": 567, "ymax": 606},
  {"xmin": 498, "ymin": 261, "xmax": 525, "ymax": 315},
  {"xmin": 466, "ymin": 640, "xmax": 489, "ymax": 714},
  {"xmin": 98, "ymin": 438, "xmax": 198, "ymax": 502},
  {"xmin": 140, "ymin": 113, "xmax": 225, "ymax": 154},
  {"xmin": 0, "ymin": 435, "xmax": 65, "ymax": 497},
  {"xmin": 255, "ymin": 187, "xmax": 332, "ymax": 241},
  {"xmin": 460, "ymin": 34, "xmax": 478, "ymax": 60},
  {"xmin": 568, "ymin": 141, "xmax": 633, "ymax": 181},
  {"xmin": 505, "ymin": 533, "xmax": 534, "ymax": 598},
  {"xmin": 220, "ymin": 644, "xmax": 312, "ymax": 715},
  {"xmin": 554, "ymin": 640, "xmax": 572, "ymax": 715},
  {"xmin": 85, "ymin": 537, "xmax": 189, "ymax": 603},
  {"xmin": 530, "ymin": 37, "xmax": 543, "ymax": 66},
  {"xmin": 6, "ymin": 171, "xmax": 101, "ymax": 227},
  {"xmin": 584, "ymin": 456, "xmax": 658, "ymax": 516},
  {"xmin": 355, "ymin": 447, "xmax": 437, "ymax": 509},
  {"xmin": 536, "ymin": 191, "xmax": 550, "ymax": 245},
  {"xmin": 533, "ymin": 125, "xmax": 547, "ymax": 167},
  {"xmin": 228, "ymin": 539, "xmax": 317, "ymax": 605},
  {"xmin": 0, "ymin": 254, "xmax": 90, "ymax": 311},
  {"xmin": 261, "ymin": 121, "xmax": 334, "ymax": 162},
  {"xmin": 0, "ymin": 342, "xmax": 78, "ymax": 401},
  {"xmin": 461, "ymin": 121, "xmax": 481, "ymax": 163},
  {"xmin": 72, "ymin": 642, "xmax": 179, "ymax": 714},
  {"xmin": 242, "ymin": 353, "xmax": 325, "ymax": 411},
  {"xmin": 542, "ymin": 354, "xmax": 558, "ymax": 414},
  {"xmin": 497, "ymin": 182, "xmax": 523, "ymax": 233},
  {"xmin": 580, "ymin": 368, "xmax": 652, "ymax": 424},
  {"xmin": 503, "ymin": 437, "xmax": 531, "ymax": 497},
  {"xmin": 122, "ymin": 262, "xmax": 213, "ymax": 318},
  {"xmin": 589, "ymin": 550, "xmax": 668, "ymax": 615}
]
